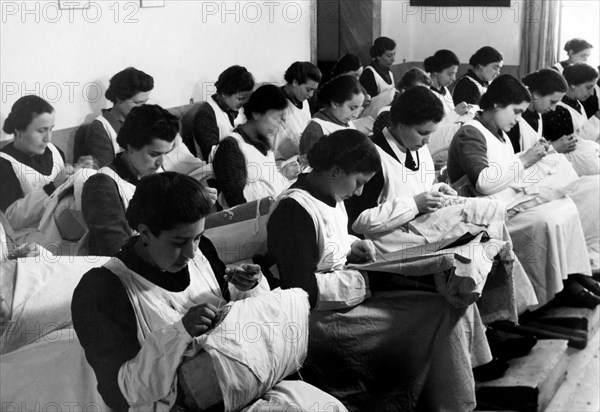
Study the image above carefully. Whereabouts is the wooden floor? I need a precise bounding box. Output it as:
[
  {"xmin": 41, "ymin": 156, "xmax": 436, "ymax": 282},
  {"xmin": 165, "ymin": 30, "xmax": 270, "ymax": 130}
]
[{"xmin": 546, "ymin": 328, "xmax": 599, "ymax": 411}]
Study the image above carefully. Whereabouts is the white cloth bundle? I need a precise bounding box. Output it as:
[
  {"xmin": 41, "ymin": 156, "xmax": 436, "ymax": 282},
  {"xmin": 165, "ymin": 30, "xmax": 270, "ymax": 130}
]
[{"xmin": 195, "ymin": 287, "xmax": 310, "ymax": 412}]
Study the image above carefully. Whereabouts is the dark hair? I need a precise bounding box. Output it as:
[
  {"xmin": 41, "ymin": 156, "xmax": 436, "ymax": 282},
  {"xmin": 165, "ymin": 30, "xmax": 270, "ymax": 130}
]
[
  {"xmin": 370, "ymin": 37, "xmax": 396, "ymax": 58},
  {"xmin": 215, "ymin": 65, "xmax": 255, "ymax": 96},
  {"xmin": 562, "ymin": 63, "xmax": 599, "ymax": 86},
  {"xmin": 390, "ymin": 86, "xmax": 444, "ymax": 126},
  {"xmin": 424, "ymin": 50, "xmax": 460, "ymax": 73},
  {"xmin": 331, "ymin": 54, "xmax": 362, "ymax": 78},
  {"xmin": 318, "ymin": 75, "xmax": 363, "ymax": 107},
  {"xmin": 3, "ymin": 95, "xmax": 54, "ymax": 134},
  {"xmin": 397, "ymin": 67, "xmax": 432, "ymax": 91},
  {"xmin": 307, "ymin": 129, "xmax": 381, "ymax": 174},
  {"xmin": 284, "ymin": 61, "xmax": 322, "ymax": 85},
  {"xmin": 564, "ymin": 38, "xmax": 593, "ymax": 54},
  {"xmin": 469, "ymin": 46, "xmax": 503, "ymax": 67},
  {"xmin": 126, "ymin": 172, "xmax": 212, "ymax": 236},
  {"xmin": 479, "ymin": 74, "xmax": 531, "ymax": 110},
  {"xmin": 522, "ymin": 69, "xmax": 568, "ymax": 96},
  {"xmin": 105, "ymin": 67, "xmax": 154, "ymax": 103},
  {"xmin": 116, "ymin": 104, "xmax": 179, "ymax": 149},
  {"xmin": 243, "ymin": 84, "xmax": 288, "ymax": 118}
]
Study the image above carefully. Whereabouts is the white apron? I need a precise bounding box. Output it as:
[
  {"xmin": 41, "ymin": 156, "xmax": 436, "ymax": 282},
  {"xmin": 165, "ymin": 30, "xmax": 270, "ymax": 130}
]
[
  {"xmin": 273, "ymin": 100, "xmax": 311, "ymax": 161},
  {"xmin": 310, "ymin": 117, "xmax": 356, "ymax": 135},
  {"xmin": 94, "ymin": 113, "xmax": 120, "ymax": 157},
  {"xmin": 76, "ymin": 166, "xmax": 138, "ymax": 255},
  {"xmin": 0, "ymin": 143, "xmax": 64, "ymax": 243},
  {"xmin": 104, "ymin": 254, "xmax": 224, "ymax": 411},
  {"xmin": 219, "ymin": 132, "xmax": 291, "ymax": 208},
  {"xmin": 464, "ymin": 75, "xmax": 488, "ymax": 99},
  {"xmin": 272, "ymin": 188, "xmax": 370, "ymax": 310},
  {"xmin": 557, "ymin": 100, "xmax": 600, "ymax": 143},
  {"xmin": 206, "ymin": 97, "xmax": 245, "ymax": 162}
]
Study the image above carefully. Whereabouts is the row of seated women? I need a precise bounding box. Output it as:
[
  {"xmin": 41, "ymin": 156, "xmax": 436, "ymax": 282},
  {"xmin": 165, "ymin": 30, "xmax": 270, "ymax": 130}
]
[{"xmin": 1, "ymin": 39, "xmax": 600, "ymax": 412}]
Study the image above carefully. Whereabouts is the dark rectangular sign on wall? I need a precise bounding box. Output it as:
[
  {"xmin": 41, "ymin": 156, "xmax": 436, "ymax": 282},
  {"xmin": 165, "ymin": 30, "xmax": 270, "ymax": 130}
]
[{"xmin": 410, "ymin": 0, "xmax": 510, "ymax": 6}]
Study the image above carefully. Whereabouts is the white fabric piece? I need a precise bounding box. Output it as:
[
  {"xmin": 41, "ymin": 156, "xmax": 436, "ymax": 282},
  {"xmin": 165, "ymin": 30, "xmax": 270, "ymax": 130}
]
[
  {"xmin": 0, "ymin": 143, "xmax": 64, "ymax": 241},
  {"xmin": 243, "ymin": 380, "xmax": 347, "ymax": 412},
  {"xmin": 163, "ymin": 134, "xmax": 214, "ymax": 182},
  {"xmin": 1, "ymin": 254, "xmax": 109, "ymax": 354},
  {"xmin": 507, "ymin": 196, "xmax": 592, "ymax": 307},
  {"xmin": 360, "ymin": 87, "xmax": 396, "ymax": 120},
  {"xmin": 37, "ymin": 167, "xmax": 98, "ymax": 250},
  {"xmin": 273, "ymin": 99, "xmax": 312, "ymax": 160},
  {"xmin": 0, "ymin": 328, "xmax": 110, "ymax": 412},
  {"xmin": 273, "ymin": 188, "xmax": 370, "ymax": 311},
  {"xmin": 566, "ymin": 174, "xmax": 600, "ymax": 270},
  {"xmin": 222, "ymin": 132, "xmax": 291, "ymax": 207},
  {"xmin": 197, "ymin": 288, "xmax": 310, "ymax": 412}
]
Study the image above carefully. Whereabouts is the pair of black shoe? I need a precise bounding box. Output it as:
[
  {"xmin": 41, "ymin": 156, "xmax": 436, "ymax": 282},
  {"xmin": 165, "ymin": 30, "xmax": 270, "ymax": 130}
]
[
  {"xmin": 555, "ymin": 275, "xmax": 600, "ymax": 309},
  {"xmin": 472, "ymin": 329, "xmax": 538, "ymax": 382}
]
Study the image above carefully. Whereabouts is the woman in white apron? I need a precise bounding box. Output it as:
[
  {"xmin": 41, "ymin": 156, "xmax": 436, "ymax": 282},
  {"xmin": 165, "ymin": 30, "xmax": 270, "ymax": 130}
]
[
  {"xmin": 552, "ymin": 38, "xmax": 593, "ymax": 74},
  {"xmin": 268, "ymin": 129, "xmax": 491, "ymax": 411},
  {"xmin": 425, "ymin": 50, "xmax": 475, "ymax": 169},
  {"xmin": 273, "ymin": 62, "xmax": 321, "ymax": 164},
  {"xmin": 359, "ymin": 36, "xmax": 396, "ymax": 98},
  {"xmin": 552, "ymin": 39, "xmax": 599, "ymax": 126},
  {"xmin": 75, "ymin": 67, "xmax": 153, "ymax": 168},
  {"xmin": 447, "ymin": 75, "xmax": 599, "ymax": 308},
  {"xmin": 544, "ymin": 63, "xmax": 600, "ymax": 146},
  {"xmin": 81, "ymin": 105, "xmax": 180, "ymax": 256},
  {"xmin": 372, "ymin": 67, "xmax": 433, "ymax": 137},
  {"xmin": 189, "ymin": 65, "xmax": 253, "ymax": 161},
  {"xmin": 453, "ymin": 46, "xmax": 503, "ymax": 106},
  {"xmin": 346, "ymin": 87, "xmax": 538, "ymax": 366},
  {"xmin": 300, "ymin": 75, "xmax": 364, "ymax": 155},
  {"xmin": 213, "ymin": 85, "xmax": 292, "ymax": 208},
  {"xmin": 509, "ymin": 68, "xmax": 600, "ymax": 272},
  {"xmin": 73, "ymin": 172, "xmax": 344, "ymax": 412},
  {"xmin": 0, "ymin": 96, "xmax": 76, "ymax": 246}
]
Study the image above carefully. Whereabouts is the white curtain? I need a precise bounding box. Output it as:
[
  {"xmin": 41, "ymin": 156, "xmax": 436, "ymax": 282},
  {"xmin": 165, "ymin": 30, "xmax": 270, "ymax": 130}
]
[{"xmin": 519, "ymin": 0, "xmax": 561, "ymax": 76}]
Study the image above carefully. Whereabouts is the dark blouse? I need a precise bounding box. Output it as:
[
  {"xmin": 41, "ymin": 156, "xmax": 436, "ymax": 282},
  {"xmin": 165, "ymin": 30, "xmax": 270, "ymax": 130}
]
[
  {"xmin": 0, "ymin": 143, "xmax": 65, "ymax": 212},
  {"xmin": 75, "ymin": 109, "xmax": 123, "ymax": 168},
  {"xmin": 452, "ymin": 70, "xmax": 487, "ymax": 106},
  {"xmin": 188, "ymin": 95, "xmax": 239, "ymax": 160},
  {"xmin": 267, "ymin": 174, "xmax": 337, "ymax": 308},
  {"xmin": 446, "ymin": 113, "xmax": 504, "ymax": 186},
  {"xmin": 212, "ymin": 126, "xmax": 272, "ymax": 207},
  {"xmin": 81, "ymin": 154, "xmax": 139, "ymax": 256},
  {"xmin": 541, "ymin": 95, "xmax": 582, "ymax": 141},
  {"xmin": 71, "ymin": 236, "xmax": 228, "ymax": 411},
  {"xmin": 360, "ymin": 60, "xmax": 393, "ymax": 97}
]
